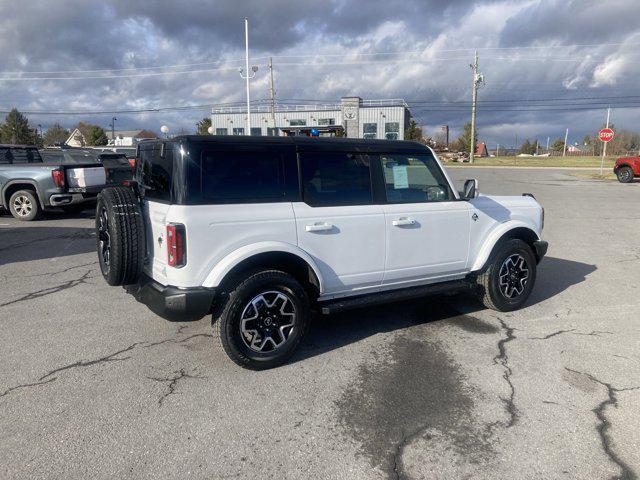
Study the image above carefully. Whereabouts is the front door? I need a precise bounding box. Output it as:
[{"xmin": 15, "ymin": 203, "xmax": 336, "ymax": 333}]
[
  {"xmin": 377, "ymin": 152, "xmax": 471, "ymax": 285},
  {"xmin": 293, "ymin": 151, "xmax": 385, "ymax": 296}
]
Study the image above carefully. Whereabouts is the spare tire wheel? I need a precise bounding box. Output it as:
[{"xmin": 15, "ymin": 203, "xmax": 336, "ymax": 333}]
[{"xmin": 96, "ymin": 186, "xmax": 146, "ymax": 286}]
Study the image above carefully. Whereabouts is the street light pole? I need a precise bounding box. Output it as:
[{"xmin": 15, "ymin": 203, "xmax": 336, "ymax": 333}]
[{"xmin": 238, "ymin": 17, "xmax": 258, "ymax": 134}]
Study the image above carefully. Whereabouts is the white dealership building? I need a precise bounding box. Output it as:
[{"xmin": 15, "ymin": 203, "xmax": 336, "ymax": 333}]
[{"xmin": 210, "ymin": 97, "xmax": 411, "ymax": 139}]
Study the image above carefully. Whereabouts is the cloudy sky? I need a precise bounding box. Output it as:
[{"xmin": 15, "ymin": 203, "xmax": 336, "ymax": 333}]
[{"xmin": 0, "ymin": 0, "xmax": 639, "ymax": 147}]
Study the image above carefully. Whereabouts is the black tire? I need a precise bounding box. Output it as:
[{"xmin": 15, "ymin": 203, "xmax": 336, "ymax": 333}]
[
  {"xmin": 95, "ymin": 186, "xmax": 145, "ymax": 286},
  {"xmin": 215, "ymin": 270, "xmax": 310, "ymax": 370},
  {"xmin": 8, "ymin": 189, "xmax": 41, "ymax": 221},
  {"xmin": 616, "ymin": 166, "xmax": 634, "ymax": 183},
  {"xmin": 476, "ymin": 238, "xmax": 537, "ymax": 312}
]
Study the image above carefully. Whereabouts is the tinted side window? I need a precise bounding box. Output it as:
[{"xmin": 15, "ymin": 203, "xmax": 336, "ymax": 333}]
[
  {"xmin": 300, "ymin": 152, "xmax": 372, "ymax": 207},
  {"xmin": 379, "ymin": 153, "xmax": 454, "ymax": 203},
  {"xmin": 201, "ymin": 150, "xmax": 285, "ymax": 203},
  {"xmin": 140, "ymin": 144, "xmax": 173, "ymax": 202}
]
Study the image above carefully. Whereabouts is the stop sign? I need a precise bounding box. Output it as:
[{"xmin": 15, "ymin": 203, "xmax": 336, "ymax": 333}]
[{"xmin": 598, "ymin": 128, "xmax": 615, "ymax": 142}]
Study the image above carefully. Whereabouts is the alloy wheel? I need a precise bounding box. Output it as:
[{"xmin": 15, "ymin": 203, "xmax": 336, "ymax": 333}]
[
  {"xmin": 498, "ymin": 254, "xmax": 529, "ymax": 299},
  {"xmin": 240, "ymin": 291, "xmax": 296, "ymax": 352},
  {"xmin": 13, "ymin": 195, "xmax": 32, "ymax": 217},
  {"xmin": 98, "ymin": 208, "xmax": 111, "ymax": 268}
]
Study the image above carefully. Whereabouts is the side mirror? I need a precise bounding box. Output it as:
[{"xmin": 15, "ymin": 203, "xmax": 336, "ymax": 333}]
[{"xmin": 463, "ymin": 179, "xmax": 479, "ymax": 199}]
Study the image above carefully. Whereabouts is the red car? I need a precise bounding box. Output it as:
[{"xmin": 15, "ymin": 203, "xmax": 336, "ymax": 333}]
[{"xmin": 614, "ymin": 156, "xmax": 640, "ymax": 183}]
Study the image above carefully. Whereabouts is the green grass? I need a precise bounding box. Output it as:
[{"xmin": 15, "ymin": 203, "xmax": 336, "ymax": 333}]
[{"xmin": 443, "ymin": 156, "xmax": 617, "ymax": 168}]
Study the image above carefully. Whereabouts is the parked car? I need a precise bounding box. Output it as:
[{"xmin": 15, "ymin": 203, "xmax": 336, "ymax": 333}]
[
  {"xmin": 42, "ymin": 147, "xmax": 135, "ymax": 189},
  {"xmin": 0, "ymin": 144, "xmax": 105, "ymax": 220},
  {"xmin": 96, "ymin": 136, "xmax": 547, "ymax": 369},
  {"xmin": 614, "ymin": 156, "xmax": 640, "ymax": 183}
]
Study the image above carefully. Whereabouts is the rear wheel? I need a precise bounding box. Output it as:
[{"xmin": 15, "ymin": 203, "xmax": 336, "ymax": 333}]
[
  {"xmin": 95, "ymin": 186, "xmax": 145, "ymax": 286},
  {"xmin": 215, "ymin": 270, "xmax": 310, "ymax": 370},
  {"xmin": 616, "ymin": 166, "xmax": 634, "ymax": 183},
  {"xmin": 477, "ymin": 238, "xmax": 537, "ymax": 312},
  {"xmin": 9, "ymin": 189, "xmax": 40, "ymax": 221}
]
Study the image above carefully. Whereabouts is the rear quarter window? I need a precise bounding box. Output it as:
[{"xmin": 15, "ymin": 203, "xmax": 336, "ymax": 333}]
[
  {"xmin": 139, "ymin": 144, "xmax": 173, "ymax": 202},
  {"xmin": 200, "ymin": 150, "xmax": 286, "ymax": 203}
]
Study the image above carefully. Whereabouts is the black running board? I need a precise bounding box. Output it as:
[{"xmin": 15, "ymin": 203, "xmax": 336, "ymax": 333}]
[{"xmin": 318, "ymin": 279, "xmax": 473, "ymax": 315}]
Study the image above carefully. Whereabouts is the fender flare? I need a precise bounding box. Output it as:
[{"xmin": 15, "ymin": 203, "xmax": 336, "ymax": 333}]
[
  {"xmin": 1, "ymin": 179, "xmax": 46, "ymax": 208},
  {"xmin": 470, "ymin": 221, "xmax": 540, "ymax": 272},
  {"xmin": 614, "ymin": 163, "xmax": 632, "ymax": 172},
  {"xmin": 201, "ymin": 241, "xmax": 325, "ymax": 292}
]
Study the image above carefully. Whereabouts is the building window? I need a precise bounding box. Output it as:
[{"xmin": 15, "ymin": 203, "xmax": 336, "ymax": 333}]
[
  {"xmin": 317, "ymin": 118, "xmax": 335, "ymax": 126},
  {"xmin": 215, "ymin": 128, "xmax": 228, "ymax": 136},
  {"xmin": 363, "ymin": 123, "xmax": 377, "ymax": 139},
  {"xmin": 250, "ymin": 127, "xmax": 262, "ymax": 136},
  {"xmin": 385, "ymin": 122, "xmax": 399, "ymax": 140},
  {"xmin": 267, "ymin": 127, "xmax": 279, "ymax": 137},
  {"xmin": 300, "ymin": 152, "xmax": 372, "ymax": 207},
  {"xmin": 232, "ymin": 127, "xmax": 245, "ymax": 136},
  {"xmin": 289, "ymin": 119, "xmax": 306, "ymax": 126}
]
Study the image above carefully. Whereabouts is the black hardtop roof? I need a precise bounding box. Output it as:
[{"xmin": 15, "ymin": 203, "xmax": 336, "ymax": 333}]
[{"xmin": 158, "ymin": 135, "xmax": 429, "ymax": 152}]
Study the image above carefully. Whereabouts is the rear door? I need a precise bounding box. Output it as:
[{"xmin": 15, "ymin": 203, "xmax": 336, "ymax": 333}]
[
  {"xmin": 139, "ymin": 143, "xmax": 174, "ymax": 284},
  {"xmin": 293, "ymin": 150, "xmax": 385, "ymax": 296},
  {"xmin": 377, "ymin": 151, "xmax": 471, "ymax": 285}
]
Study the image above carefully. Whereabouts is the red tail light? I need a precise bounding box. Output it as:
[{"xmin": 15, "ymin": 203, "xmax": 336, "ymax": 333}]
[
  {"xmin": 52, "ymin": 169, "xmax": 65, "ymax": 188},
  {"xmin": 128, "ymin": 158, "xmax": 136, "ymax": 167},
  {"xmin": 166, "ymin": 224, "xmax": 186, "ymax": 268}
]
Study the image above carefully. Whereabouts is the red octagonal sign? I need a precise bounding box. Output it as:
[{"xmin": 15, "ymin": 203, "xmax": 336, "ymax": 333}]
[{"xmin": 598, "ymin": 128, "xmax": 615, "ymax": 142}]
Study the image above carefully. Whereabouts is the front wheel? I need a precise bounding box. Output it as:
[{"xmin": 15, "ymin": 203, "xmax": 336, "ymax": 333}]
[
  {"xmin": 215, "ymin": 270, "xmax": 310, "ymax": 370},
  {"xmin": 476, "ymin": 239, "xmax": 537, "ymax": 312},
  {"xmin": 616, "ymin": 166, "xmax": 634, "ymax": 183}
]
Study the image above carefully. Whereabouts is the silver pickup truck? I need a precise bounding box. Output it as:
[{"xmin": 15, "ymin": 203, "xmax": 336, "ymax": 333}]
[{"xmin": 0, "ymin": 144, "xmax": 108, "ymax": 220}]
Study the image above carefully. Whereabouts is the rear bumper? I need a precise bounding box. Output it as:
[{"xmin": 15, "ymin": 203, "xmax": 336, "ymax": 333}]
[
  {"xmin": 126, "ymin": 275, "xmax": 216, "ymax": 322},
  {"xmin": 533, "ymin": 240, "xmax": 548, "ymax": 262},
  {"xmin": 49, "ymin": 193, "xmax": 97, "ymax": 207}
]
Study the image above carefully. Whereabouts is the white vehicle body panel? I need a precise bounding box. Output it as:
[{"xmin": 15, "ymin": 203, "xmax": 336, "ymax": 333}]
[
  {"xmin": 381, "ymin": 200, "xmax": 471, "ymax": 284},
  {"xmin": 292, "ymin": 202, "xmax": 386, "ymax": 295},
  {"xmin": 146, "ymin": 202, "xmax": 297, "ymax": 288}
]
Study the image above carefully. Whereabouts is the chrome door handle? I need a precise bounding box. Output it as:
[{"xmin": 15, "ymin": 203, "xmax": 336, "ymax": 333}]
[
  {"xmin": 392, "ymin": 217, "xmax": 416, "ymax": 227},
  {"xmin": 305, "ymin": 222, "xmax": 334, "ymax": 232}
]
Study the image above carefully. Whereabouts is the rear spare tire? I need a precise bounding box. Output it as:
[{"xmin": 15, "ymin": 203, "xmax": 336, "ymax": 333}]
[{"xmin": 96, "ymin": 186, "xmax": 145, "ymax": 286}]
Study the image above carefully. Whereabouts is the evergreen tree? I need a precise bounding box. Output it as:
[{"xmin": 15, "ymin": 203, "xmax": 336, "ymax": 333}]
[
  {"xmin": 86, "ymin": 125, "xmax": 108, "ymax": 146},
  {"xmin": 196, "ymin": 117, "xmax": 212, "ymax": 135},
  {"xmin": 456, "ymin": 123, "xmax": 477, "ymax": 153},
  {"xmin": 404, "ymin": 119, "xmax": 423, "ymax": 141},
  {"xmin": 0, "ymin": 108, "xmax": 36, "ymax": 144}
]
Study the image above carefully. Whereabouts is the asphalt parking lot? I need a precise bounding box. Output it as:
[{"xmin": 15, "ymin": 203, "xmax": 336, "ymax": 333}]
[{"xmin": 1, "ymin": 167, "xmax": 639, "ymax": 480}]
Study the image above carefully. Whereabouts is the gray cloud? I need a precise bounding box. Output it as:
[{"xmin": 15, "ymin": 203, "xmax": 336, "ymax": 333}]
[{"xmin": 0, "ymin": 0, "xmax": 638, "ymax": 147}]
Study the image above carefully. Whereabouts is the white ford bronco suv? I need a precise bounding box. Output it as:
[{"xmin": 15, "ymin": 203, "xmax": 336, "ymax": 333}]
[{"xmin": 96, "ymin": 136, "xmax": 547, "ymax": 369}]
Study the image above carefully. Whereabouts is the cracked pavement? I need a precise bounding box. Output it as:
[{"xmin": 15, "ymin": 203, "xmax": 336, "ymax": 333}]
[{"xmin": 1, "ymin": 169, "xmax": 640, "ymax": 479}]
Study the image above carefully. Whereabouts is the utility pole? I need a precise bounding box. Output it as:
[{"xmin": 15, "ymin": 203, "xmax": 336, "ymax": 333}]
[
  {"xmin": 469, "ymin": 50, "xmax": 483, "ymax": 164},
  {"xmin": 546, "ymin": 136, "xmax": 550, "ymax": 152},
  {"xmin": 562, "ymin": 128, "xmax": 569, "ymax": 157},
  {"xmin": 110, "ymin": 117, "xmax": 117, "ymax": 145},
  {"xmin": 600, "ymin": 106, "xmax": 611, "ymax": 175},
  {"xmin": 239, "ymin": 17, "xmax": 258, "ymax": 134},
  {"xmin": 268, "ymin": 57, "xmax": 276, "ymax": 134}
]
